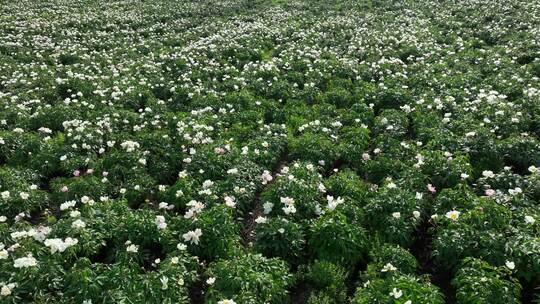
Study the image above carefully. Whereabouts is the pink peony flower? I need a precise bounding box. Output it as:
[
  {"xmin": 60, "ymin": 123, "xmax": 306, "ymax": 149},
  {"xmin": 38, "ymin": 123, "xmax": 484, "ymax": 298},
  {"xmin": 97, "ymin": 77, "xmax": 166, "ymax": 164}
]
[
  {"xmin": 73, "ymin": 170, "xmax": 80, "ymax": 177},
  {"xmin": 427, "ymin": 184, "xmax": 436, "ymax": 194},
  {"xmin": 485, "ymin": 189, "xmax": 495, "ymax": 196},
  {"xmin": 362, "ymin": 153, "xmax": 371, "ymax": 161}
]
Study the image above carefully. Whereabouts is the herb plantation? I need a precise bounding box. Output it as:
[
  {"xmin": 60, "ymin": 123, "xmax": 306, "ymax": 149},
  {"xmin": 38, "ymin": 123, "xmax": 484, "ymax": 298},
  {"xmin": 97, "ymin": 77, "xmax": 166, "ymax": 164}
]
[{"xmin": 1, "ymin": 0, "xmax": 540, "ymax": 303}]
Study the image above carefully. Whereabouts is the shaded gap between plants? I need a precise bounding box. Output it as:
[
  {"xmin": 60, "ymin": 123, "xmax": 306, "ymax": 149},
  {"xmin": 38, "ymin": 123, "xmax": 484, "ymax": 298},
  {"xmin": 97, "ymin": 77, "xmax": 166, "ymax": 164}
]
[
  {"xmin": 410, "ymin": 218, "xmax": 456, "ymax": 304},
  {"xmin": 240, "ymin": 150, "xmax": 288, "ymax": 246}
]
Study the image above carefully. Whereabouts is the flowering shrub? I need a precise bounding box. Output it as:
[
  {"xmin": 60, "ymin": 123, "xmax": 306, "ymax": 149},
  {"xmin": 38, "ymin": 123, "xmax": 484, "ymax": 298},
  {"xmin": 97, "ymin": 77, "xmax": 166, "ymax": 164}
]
[
  {"xmin": 260, "ymin": 162, "xmax": 324, "ymax": 220},
  {"xmin": 309, "ymin": 211, "xmax": 368, "ymax": 267},
  {"xmin": 363, "ymin": 187, "xmax": 422, "ymax": 247},
  {"xmin": 253, "ymin": 216, "xmax": 306, "ymax": 264},
  {"xmin": 204, "ymin": 253, "xmax": 293, "ymax": 304},
  {"xmin": 325, "ymin": 169, "xmax": 369, "ymax": 203},
  {"xmin": 171, "ymin": 205, "xmax": 241, "ymax": 261},
  {"xmin": 352, "ymin": 274, "xmax": 445, "ymax": 304},
  {"xmin": 367, "ymin": 244, "xmax": 419, "ymax": 276},
  {"xmin": 432, "ymin": 199, "xmax": 512, "ymax": 270},
  {"xmin": 305, "ymin": 260, "xmax": 348, "ymax": 303},
  {"xmin": 452, "ymin": 257, "xmax": 522, "ymax": 304}
]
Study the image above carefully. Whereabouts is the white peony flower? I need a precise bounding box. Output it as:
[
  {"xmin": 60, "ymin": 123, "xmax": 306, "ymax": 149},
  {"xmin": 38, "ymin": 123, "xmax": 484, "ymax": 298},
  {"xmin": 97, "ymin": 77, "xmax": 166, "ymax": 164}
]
[
  {"xmin": 505, "ymin": 260, "xmax": 515, "ymax": 270},
  {"xmin": 482, "ymin": 170, "xmax": 495, "ymax": 178},
  {"xmin": 71, "ymin": 219, "xmax": 86, "ymax": 229},
  {"xmin": 13, "ymin": 254, "xmax": 37, "ymax": 268},
  {"xmin": 261, "ymin": 170, "xmax": 273, "ymax": 185},
  {"xmin": 381, "ymin": 263, "xmax": 397, "ymax": 272},
  {"xmin": 389, "ymin": 288, "xmax": 403, "ymax": 299},
  {"xmin": 44, "ymin": 237, "xmax": 78, "ymax": 253},
  {"xmin": 177, "ymin": 243, "xmax": 187, "ymax": 251},
  {"xmin": 1, "ymin": 191, "xmax": 10, "ymax": 199},
  {"xmin": 326, "ymin": 195, "xmax": 344, "ymax": 211},
  {"xmin": 155, "ymin": 216, "xmax": 167, "ymax": 230},
  {"xmin": 1, "ymin": 283, "xmax": 16, "ymax": 296},
  {"xmin": 445, "ymin": 210, "xmax": 460, "ymax": 221},
  {"xmin": 525, "ymin": 215, "xmax": 535, "ymax": 224},
  {"xmin": 183, "ymin": 229, "xmax": 202, "ymax": 245},
  {"xmin": 254, "ymin": 216, "xmax": 267, "ymax": 224},
  {"xmin": 0, "ymin": 249, "xmax": 8, "ymax": 260},
  {"xmin": 224, "ymin": 196, "xmax": 236, "ymax": 208},
  {"xmin": 126, "ymin": 244, "xmax": 139, "ymax": 253},
  {"xmin": 263, "ymin": 202, "xmax": 274, "ymax": 214},
  {"xmin": 120, "ymin": 140, "xmax": 140, "ymax": 152},
  {"xmin": 282, "ymin": 204, "xmax": 296, "ymax": 215}
]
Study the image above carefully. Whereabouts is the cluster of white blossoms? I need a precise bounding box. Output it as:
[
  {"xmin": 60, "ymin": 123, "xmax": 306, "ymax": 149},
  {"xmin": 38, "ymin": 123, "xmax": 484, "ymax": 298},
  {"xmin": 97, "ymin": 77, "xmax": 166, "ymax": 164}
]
[
  {"xmin": 155, "ymin": 216, "xmax": 167, "ymax": 230},
  {"xmin": 125, "ymin": 241, "xmax": 139, "ymax": 253},
  {"xmin": 1, "ymin": 283, "xmax": 16, "ymax": 296},
  {"xmin": 13, "ymin": 254, "xmax": 37, "ymax": 268},
  {"xmin": 184, "ymin": 200, "xmax": 206, "ymax": 219},
  {"xmin": 182, "ymin": 229, "xmax": 203, "ymax": 245},
  {"xmin": 260, "ymin": 170, "xmax": 273, "ymax": 185},
  {"xmin": 120, "ymin": 140, "xmax": 140, "ymax": 152},
  {"xmin": 280, "ymin": 197, "xmax": 296, "ymax": 215},
  {"xmin": 44, "ymin": 237, "xmax": 79, "ymax": 253},
  {"xmin": 381, "ymin": 263, "xmax": 397, "ymax": 272},
  {"xmin": 326, "ymin": 195, "xmax": 344, "ymax": 211},
  {"xmin": 224, "ymin": 196, "xmax": 236, "ymax": 208}
]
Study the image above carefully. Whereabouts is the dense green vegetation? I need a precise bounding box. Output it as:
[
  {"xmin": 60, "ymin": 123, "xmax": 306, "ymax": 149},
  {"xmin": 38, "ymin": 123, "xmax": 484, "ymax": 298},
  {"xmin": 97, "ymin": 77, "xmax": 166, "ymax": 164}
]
[{"xmin": 0, "ymin": 0, "xmax": 539, "ymax": 303}]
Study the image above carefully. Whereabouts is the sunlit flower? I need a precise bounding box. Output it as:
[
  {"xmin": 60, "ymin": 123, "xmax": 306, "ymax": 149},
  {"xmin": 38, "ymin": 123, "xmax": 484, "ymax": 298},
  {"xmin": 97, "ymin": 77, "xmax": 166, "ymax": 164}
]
[
  {"xmin": 525, "ymin": 215, "xmax": 535, "ymax": 224},
  {"xmin": 261, "ymin": 170, "xmax": 273, "ymax": 185},
  {"xmin": 19, "ymin": 192, "xmax": 29, "ymax": 200},
  {"xmin": 13, "ymin": 254, "xmax": 37, "ymax": 268},
  {"xmin": 389, "ymin": 288, "xmax": 403, "ymax": 299},
  {"xmin": 224, "ymin": 196, "xmax": 236, "ymax": 208},
  {"xmin": 445, "ymin": 210, "xmax": 460, "ymax": 221},
  {"xmin": 1, "ymin": 191, "xmax": 10, "ymax": 199},
  {"xmin": 44, "ymin": 237, "xmax": 78, "ymax": 253},
  {"xmin": 255, "ymin": 216, "xmax": 267, "ymax": 224},
  {"xmin": 485, "ymin": 189, "xmax": 495, "ymax": 196},
  {"xmin": 183, "ymin": 229, "xmax": 202, "ymax": 245},
  {"xmin": 71, "ymin": 219, "xmax": 86, "ymax": 229},
  {"xmin": 482, "ymin": 170, "xmax": 495, "ymax": 178},
  {"xmin": 1, "ymin": 283, "xmax": 16, "ymax": 296},
  {"xmin": 505, "ymin": 260, "xmax": 515, "ymax": 270},
  {"xmin": 126, "ymin": 244, "xmax": 139, "ymax": 253},
  {"xmin": 381, "ymin": 263, "xmax": 397, "ymax": 272},
  {"xmin": 326, "ymin": 195, "xmax": 344, "ymax": 210},
  {"xmin": 155, "ymin": 216, "xmax": 167, "ymax": 230},
  {"xmin": 177, "ymin": 243, "xmax": 187, "ymax": 251}
]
